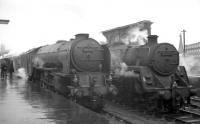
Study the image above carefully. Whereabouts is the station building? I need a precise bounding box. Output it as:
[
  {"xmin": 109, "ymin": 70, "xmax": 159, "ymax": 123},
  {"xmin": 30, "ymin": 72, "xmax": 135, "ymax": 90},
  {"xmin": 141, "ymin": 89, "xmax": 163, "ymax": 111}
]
[
  {"xmin": 178, "ymin": 39, "xmax": 200, "ymax": 75},
  {"xmin": 102, "ymin": 20, "xmax": 152, "ymax": 45}
]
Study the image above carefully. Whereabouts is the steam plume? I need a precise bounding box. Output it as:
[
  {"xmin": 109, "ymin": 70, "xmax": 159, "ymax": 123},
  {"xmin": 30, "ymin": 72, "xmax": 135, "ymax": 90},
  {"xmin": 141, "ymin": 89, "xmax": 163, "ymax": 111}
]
[
  {"xmin": 16, "ymin": 68, "xmax": 27, "ymax": 79},
  {"xmin": 110, "ymin": 24, "xmax": 148, "ymax": 77},
  {"xmin": 111, "ymin": 51, "xmax": 137, "ymax": 77},
  {"xmin": 121, "ymin": 27, "xmax": 148, "ymax": 45},
  {"xmin": 179, "ymin": 55, "xmax": 200, "ymax": 75}
]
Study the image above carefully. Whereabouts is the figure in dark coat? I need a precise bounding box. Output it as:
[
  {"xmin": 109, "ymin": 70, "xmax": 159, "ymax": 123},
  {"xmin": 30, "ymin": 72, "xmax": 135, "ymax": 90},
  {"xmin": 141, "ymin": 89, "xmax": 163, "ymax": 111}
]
[
  {"xmin": 1, "ymin": 62, "xmax": 7, "ymax": 79},
  {"xmin": 8, "ymin": 61, "xmax": 14, "ymax": 79}
]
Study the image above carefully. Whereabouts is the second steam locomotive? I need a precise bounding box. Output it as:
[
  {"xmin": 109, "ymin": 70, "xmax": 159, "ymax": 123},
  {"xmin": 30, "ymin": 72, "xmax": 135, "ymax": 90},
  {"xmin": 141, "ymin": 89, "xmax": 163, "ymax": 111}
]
[
  {"xmin": 18, "ymin": 34, "xmax": 116, "ymax": 110},
  {"xmin": 110, "ymin": 35, "xmax": 195, "ymax": 112}
]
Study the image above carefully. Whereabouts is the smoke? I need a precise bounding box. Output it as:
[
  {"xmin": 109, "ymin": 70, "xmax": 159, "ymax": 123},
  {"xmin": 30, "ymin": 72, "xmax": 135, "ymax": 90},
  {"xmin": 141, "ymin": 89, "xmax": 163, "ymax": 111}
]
[
  {"xmin": 121, "ymin": 27, "xmax": 148, "ymax": 45},
  {"xmin": 109, "ymin": 24, "xmax": 148, "ymax": 77},
  {"xmin": 111, "ymin": 51, "xmax": 137, "ymax": 77},
  {"xmin": 15, "ymin": 68, "xmax": 27, "ymax": 79},
  {"xmin": 179, "ymin": 54, "xmax": 200, "ymax": 76},
  {"xmin": 115, "ymin": 62, "xmax": 137, "ymax": 77},
  {"xmin": 33, "ymin": 57, "xmax": 44, "ymax": 68}
]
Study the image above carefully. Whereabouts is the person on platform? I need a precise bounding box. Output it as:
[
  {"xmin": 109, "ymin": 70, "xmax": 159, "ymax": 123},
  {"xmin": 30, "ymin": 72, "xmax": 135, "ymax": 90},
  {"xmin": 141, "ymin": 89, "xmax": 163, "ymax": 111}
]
[
  {"xmin": 1, "ymin": 62, "xmax": 7, "ymax": 79},
  {"xmin": 8, "ymin": 60, "xmax": 14, "ymax": 79}
]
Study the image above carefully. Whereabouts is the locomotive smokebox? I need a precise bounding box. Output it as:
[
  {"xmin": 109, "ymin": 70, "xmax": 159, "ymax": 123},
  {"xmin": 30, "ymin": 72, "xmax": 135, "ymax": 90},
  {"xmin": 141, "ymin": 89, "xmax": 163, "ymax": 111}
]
[
  {"xmin": 147, "ymin": 35, "xmax": 158, "ymax": 46},
  {"xmin": 75, "ymin": 33, "xmax": 89, "ymax": 40}
]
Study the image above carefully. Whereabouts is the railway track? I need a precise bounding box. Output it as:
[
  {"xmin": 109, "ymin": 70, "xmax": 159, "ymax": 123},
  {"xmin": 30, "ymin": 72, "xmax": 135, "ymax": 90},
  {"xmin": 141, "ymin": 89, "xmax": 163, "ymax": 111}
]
[
  {"xmin": 191, "ymin": 96, "xmax": 200, "ymax": 108},
  {"xmin": 102, "ymin": 101, "xmax": 170, "ymax": 124},
  {"xmin": 166, "ymin": 106, "xmax": 200, "ymax": 124},
  {"xmin": 40, "ymin": 81, "xmax": 167, "ymax": 124},
  {"xmin": 39, "ymin": 81, "xmax": 200, "ymax": 124},
  {"xmin": 164, "ymin": 96, "xmax": 200, "ymax": 124},
  {"xmin": 102, "ymin": 96, "xmax": 200, "ymax": 124}
]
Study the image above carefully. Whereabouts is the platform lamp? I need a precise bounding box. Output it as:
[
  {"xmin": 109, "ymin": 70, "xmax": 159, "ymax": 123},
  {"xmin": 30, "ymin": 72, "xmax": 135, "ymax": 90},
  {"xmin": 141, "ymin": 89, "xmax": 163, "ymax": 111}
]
[{"xmin": 0, "ymin": 19, "xmax": 9, "ymax": 58}]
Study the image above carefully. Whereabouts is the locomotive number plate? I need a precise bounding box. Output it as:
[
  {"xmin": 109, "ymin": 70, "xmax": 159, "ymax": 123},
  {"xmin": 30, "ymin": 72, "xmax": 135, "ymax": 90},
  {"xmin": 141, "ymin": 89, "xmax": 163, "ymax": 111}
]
[{"xmin": 158, "ymin": 51, "xmax": 178, "ymax": 56}]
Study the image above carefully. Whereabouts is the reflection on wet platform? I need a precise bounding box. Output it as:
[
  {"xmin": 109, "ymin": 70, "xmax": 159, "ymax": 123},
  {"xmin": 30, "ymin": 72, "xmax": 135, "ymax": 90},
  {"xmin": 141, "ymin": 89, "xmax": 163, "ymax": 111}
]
[{"xmin": 0, "ymin": 74, "xmax": 118, "ymax": 124}]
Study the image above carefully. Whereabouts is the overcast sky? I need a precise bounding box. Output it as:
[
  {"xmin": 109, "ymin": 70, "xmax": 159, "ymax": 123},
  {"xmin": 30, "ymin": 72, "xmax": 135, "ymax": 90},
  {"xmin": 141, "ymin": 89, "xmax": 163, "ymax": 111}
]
[{"xmin": 0, "ymin": 0, "xmax": 200, "ymax": 55}]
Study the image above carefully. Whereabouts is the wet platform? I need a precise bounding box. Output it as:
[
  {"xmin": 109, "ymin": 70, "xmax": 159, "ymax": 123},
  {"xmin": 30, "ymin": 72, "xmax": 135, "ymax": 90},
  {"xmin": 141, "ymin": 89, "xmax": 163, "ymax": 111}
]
[{"xmin": 0, "ymin": 72, "xmax": 122, "ymax": 124}]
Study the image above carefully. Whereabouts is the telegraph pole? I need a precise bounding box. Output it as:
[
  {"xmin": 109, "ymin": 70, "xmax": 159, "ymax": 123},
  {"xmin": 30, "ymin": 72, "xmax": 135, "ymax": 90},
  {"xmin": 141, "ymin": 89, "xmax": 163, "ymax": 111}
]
[
  {"xmin": 0, "ymin": 19, "xmax": 9, "ymax": 58},
  {"xmin": 182, "ymin": 29, "xmax": 186, "ymax": 56}
]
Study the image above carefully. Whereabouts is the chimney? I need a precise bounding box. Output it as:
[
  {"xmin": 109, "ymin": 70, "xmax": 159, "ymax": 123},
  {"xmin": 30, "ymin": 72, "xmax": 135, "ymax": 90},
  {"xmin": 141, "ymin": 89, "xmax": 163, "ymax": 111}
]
[
  {"xmin": 75, "ymin": 33, "xmax": 89, "ymax": 40},
  {"xmin": 56, "ymin": 40, "xmax": 67, "ymax": 44},
  {"xmin": 147, "ymin": 35, "xmax": 158, "ymax": 46},
  {"xmin": 70, "ymin": 38, "xmax": 74, "ymax": 41}
]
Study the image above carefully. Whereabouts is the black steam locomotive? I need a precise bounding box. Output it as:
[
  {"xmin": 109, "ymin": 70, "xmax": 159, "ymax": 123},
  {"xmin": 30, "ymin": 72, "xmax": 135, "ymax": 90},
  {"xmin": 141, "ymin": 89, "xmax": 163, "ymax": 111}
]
[
  {"xmin": 110, "ymin": 35, "xmax": 195, "ymax": 112},
  {"xmin": 17, "ymin": 34, "xmax": 116, "ymax": 110}
]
